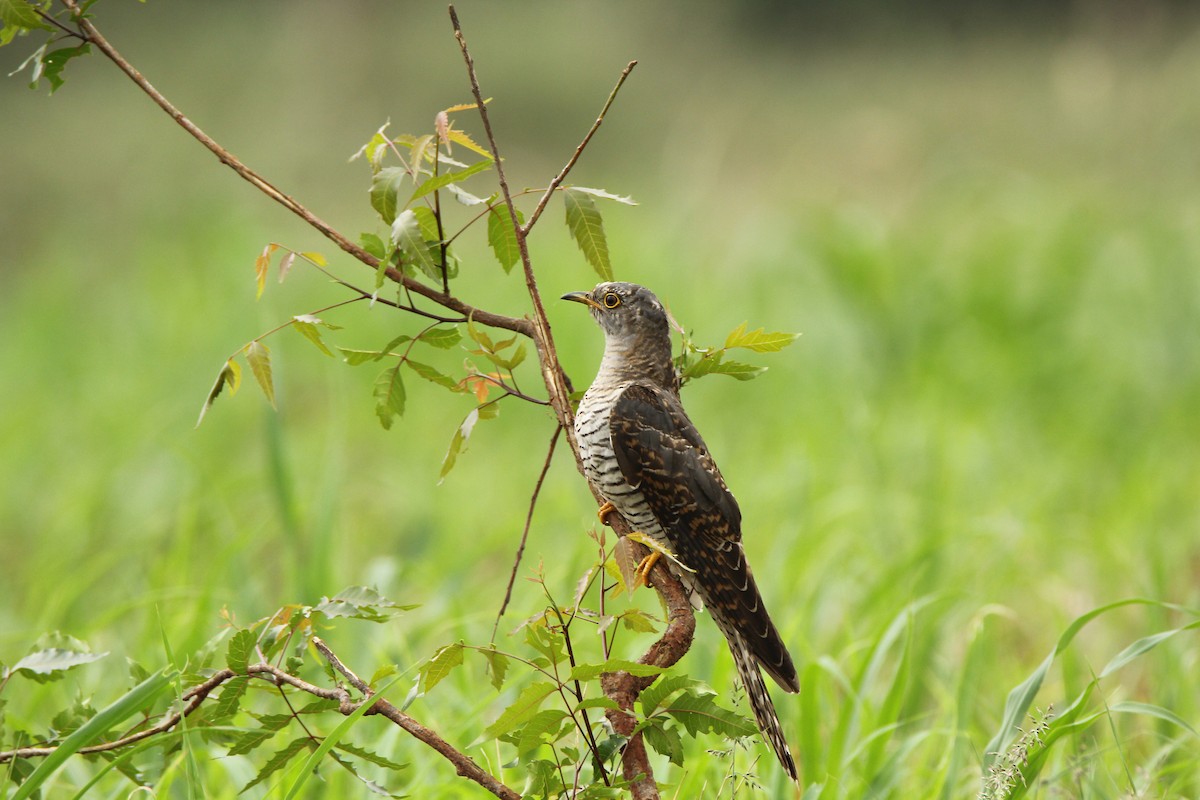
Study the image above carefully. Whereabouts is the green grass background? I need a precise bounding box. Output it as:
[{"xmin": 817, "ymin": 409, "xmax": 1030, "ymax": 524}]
[{"xmin": 2, "ymin": 2, "xmax": 1199, "ymax": 797}]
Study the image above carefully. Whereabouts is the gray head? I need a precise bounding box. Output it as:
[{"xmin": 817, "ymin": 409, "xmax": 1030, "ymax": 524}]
[
  {"xmin": 561, "ymin": 282, "xmax": 670, "ymax": 341},
  {"xmin": 562, "ymin": 282, "xmax": 676, "ymax": 387}
]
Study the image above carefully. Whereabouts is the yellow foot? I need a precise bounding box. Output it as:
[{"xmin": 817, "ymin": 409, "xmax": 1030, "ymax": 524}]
[
  {"xmin": 596, "ymin": 501, "xmax": 617, "ymax": 527},
  {"xmin": 634, "ymin": 550, "xmax": 662, "ymax": 588}
]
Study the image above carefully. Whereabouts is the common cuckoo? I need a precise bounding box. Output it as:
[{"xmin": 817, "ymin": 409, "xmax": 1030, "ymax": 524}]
[{"xmin": 563, "ymin": 281, "xmax": 799, "ymax": 779}]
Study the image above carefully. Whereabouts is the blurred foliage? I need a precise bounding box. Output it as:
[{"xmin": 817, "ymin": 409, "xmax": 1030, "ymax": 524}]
[{"xmin": 2, "ymin": 1, "xmax": 1200, "ymax": 797}]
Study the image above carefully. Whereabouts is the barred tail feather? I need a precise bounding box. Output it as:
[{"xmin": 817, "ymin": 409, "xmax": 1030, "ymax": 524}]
[{"xmin": 726, "ymin": 625, "xmax": 798, "ymax": 780}]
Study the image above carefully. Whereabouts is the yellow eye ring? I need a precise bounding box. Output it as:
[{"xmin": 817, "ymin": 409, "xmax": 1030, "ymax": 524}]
[{"xmin": 603, "ymin": 292, "xmax": 621, "ymax": 309}]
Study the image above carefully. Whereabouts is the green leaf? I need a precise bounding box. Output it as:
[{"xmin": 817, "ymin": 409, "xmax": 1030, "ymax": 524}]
[
  {"xmin": 516, "ymin": 709, "xmax": 569, "ymax": 757},
  {"xmin": 5, "ymin": 648, "xmax": 106, "ymax": 684},
  {"xmin": 409, "ymin": 158, "xmax": 493, "ymax": 203},
  {"xmin": 196, "ymin": 358, "xmax": 241, "ymax": 427},
  {"xmin": 566, "ymin": 186, "xmax": 637, "ymax": 205},
  {"xmin": 641, "ymin": 720, "xmax": 684, "ymax": 766},
  {"xmin": 241, "ymin": 736, "xmax": 315, "ymax": 794},
  {"xmin": 245, "ymin": 340, "xmax": 276, "ymax": 407},
  {"xmin": 390, "ymin": 209, "xmax": 438, "ymax": 280},
  {"xmin": 568, "ymin": 659, "xmax": 664, "ymax": 682},
  {"xmin": 226, "ymin": 628, "xmax": 257, "ymax": 673},
  {"xmin": 373, "ymin": 363, "xmax": 406, "ymax": 430},
  {"xmin": 563, "ymin": 188, "xmax": 612, "ymax": 281},
  {"xmin": 699, "ymin": 359, "xmax": 767, "ymax": 382},
  {"xmin": 639, "ymin": 674, "xmax": 700, "ymax": 716},
  {"xmin": 418, "ymin": 326, "xmax": 462, "ymax": 349},
  {"xmin": 404, "ymin": 359, "xmax": 460, "ymax": 391},
  {"xmin": 291, "ymin": 315, "xmax": 335, "ymax": 357},
  {"xmin": 1, "ymin": 0, "xmax": 52, "ymax": 36},
  {"xmin": 723, "ymin": 322, "xmax": 800, "ymax": 352},
  {"xmin": 213, "ymin": 675, "xmax": 249, "ymax": 721},
  {"xmin": 487, "ymin": 207, "xmax": 523, "ymax": 273},
  {"xmin": 11, "ymin": 669, "xmax": 174, "ymax": 800},
  {"xmin": 314, "ymin": 586, "xmax": 413, "ymax": 623},
  {"xmin": 439, "ymin": 407, "xmax": 486, "ymax": 482},
  {"xmin": 360, "ymin": 232, "xmax": 387, "ymax": 260},
  {"xmin": 420, "ymin": 642, "xmax": 465, "ymax": 694},
  {"xmin": 334, "ymin": 741, "xmax": 407, "ymax": 772},
  {"xmin": 369, "ymin": 167, "xmax": 407, "ymax": 223},
  {"xmin": 482, "ymin": 647, "xmax": 509, "ymax": 692},
  {"xmin": 38, "ymin": 43, "xmax": 90, "ymax": 93},
  {"xmin": 665, "ymin": 690, "xmax": 757, "ymax": 739},
  {"xmin": 484, "ymin": 681, "xmax": 558, "ymax": 740}
]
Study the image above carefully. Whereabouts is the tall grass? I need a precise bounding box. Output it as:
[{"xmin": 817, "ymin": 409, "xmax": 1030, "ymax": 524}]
[{"xmin": 2, "ymin": 4, "xmax": 1198, "ymax": 797}]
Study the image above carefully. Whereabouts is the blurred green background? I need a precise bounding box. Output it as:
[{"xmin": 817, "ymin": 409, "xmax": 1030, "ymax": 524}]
[{"xmin": 2, "ymin": 2, "xmax": 1199, "ymax": 797}]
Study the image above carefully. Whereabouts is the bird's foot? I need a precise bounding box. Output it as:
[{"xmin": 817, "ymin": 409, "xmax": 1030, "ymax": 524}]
[
  {"xmin": 596, "ymin": 501, "xmax": 617, "ymax": 527},
  {"xmin": 634, "ymin": 550, "xmax": 662, "ymax": 588}
]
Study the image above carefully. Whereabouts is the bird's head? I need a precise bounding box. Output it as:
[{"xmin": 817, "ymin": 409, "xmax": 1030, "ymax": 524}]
[{"xmin": 561, "ymin": 282, "xmax": 670, "ymax": 343}]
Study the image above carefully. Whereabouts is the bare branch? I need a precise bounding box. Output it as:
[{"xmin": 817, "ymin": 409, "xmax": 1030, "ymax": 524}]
[
  {"xmin": 523, "ymin": 60, "xmax": 638, "ymax": 235},
  {"xmin": 493, "ymin": 424, "xmax": 563, "ymax": 639}
]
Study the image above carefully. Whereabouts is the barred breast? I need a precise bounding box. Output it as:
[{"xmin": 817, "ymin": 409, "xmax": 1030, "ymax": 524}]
[{"xmin": 574, "ymin": 382, "xmax": 667, "ymax": 542}]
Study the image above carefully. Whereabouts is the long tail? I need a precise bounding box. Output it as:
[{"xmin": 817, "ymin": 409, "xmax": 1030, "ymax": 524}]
[{"xmin": 719, "ymin": 621, "xmax": 798, "ymax": 780}]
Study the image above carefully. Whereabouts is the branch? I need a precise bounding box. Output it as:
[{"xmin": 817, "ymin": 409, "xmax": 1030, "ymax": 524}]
[
  {"xmin": 0, "ymin": 643, "xmax": 521, "ymax": 800},
  {"xmin": 522, "ymin": 60, "xmax": 638, "ymax": 235},
  {"xmin": 600, "ymin": 556, "xmax": 697, "ymax": 800},
  {"xmin": 57, "ymin": 0, "xmax": 533, "ymax": 340}
]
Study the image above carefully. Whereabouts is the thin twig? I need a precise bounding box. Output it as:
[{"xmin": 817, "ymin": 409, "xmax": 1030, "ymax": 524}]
[
  {"xmin": 58, "ymin": 0, "xmax": 532, "ymax": 340},
  {"xmin": 522, "ymin": 60, "xmax": 638, "ymax": 235},
  {"xmin": 448, "ymin": 4, "xmax": 576, "ymax": 438}
]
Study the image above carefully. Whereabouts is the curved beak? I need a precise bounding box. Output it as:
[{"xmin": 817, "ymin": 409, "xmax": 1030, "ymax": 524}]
[{"xmin": 561, "ymin": 291, "xmax": 602, "ymax": 310}]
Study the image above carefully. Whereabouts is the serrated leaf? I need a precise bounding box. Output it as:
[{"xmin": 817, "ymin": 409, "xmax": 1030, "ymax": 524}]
[
  {"xmin": 245, "ymin": 340, "xmax": 276, "ymax": 407},
  {"xmin": 334, "ymin": 741, "xmax": 407, "ymax": 772},
  {"xmin": 374, "ymin": 363, "xmax": 405, "ymax": 430},
  {"xmin": 241, "ymin": 736, "xmax": 315, "ymax": 794},
  {"xmin": 484, "ymin": 681, "xmax": 558, "ymax": 740},
  {"xmin": 666, "ymin": 691, "xmax": 757, "ymax": 739},
  {"xmin": 420, "ymin": 642, "xmax": 465, "ymax": 694},
  {"xmin": 618, "ymin": 608, "xmax": 660, "ymax": 634},
  {"xmin": 314, "ymin": 586, "xmax": 414, "ymax": 623},
  {"xmin": 390, "ymin": 209, "xmax": 438, "ymax": 280},
  {"xmin": 213, "ymin": 675, "xmax": 249, "ymax": 721},
  {"xmin": 2, "ymin": 0, "xmax": 52, "ymax": 32},
  {"xmin": 723, "ymin": 322, "xmax": 800, "ymax": 353},
  {"xmin": 370, "ymin": 167, "xmax": 407, "ymax": 223},
  {"xmin": 196, "ymin": 358, "xmax": 241, "ymax": 427},
  {"xmin": 575, "ymin": 697, "xmax": 621, "ymax": 712},
  {"xmin": 418, "ymin": 326, "xmax": 461, "ymax": 349},
  {"xmin": 487, "ymin": 207, "xmax": 523, "ymax": 273},
  {"xmin": 291, "ymin": 316, "xmax": 335, "ymax": 357},
  {"xmin": 6, "ymin": 649, "xmax": 107, "ymax": 683},
  {"xmin": 568, "ymin": 659, "xmax": 664, "ymax": 682},
  {"xmin": 465, "ymin": 316, "xmax": 495, "ymax": 350},
  {"xmin": 405, "ymin": 359, "xmax": 460, "ymax": 391},
  {"xmin": 640, "ymin": 674, "xmax": 703, "ymax": 717},
  {"xmin": 563, "ymin": 188, "xmax": 612, "ymax": 281},
  {"xmin": 444, "ymin": 128, "xmax": 493, "ymax": 159},
  {"xmin": 482, "ymin": 647, "xmax": 509, "ymax": 691},
  {"xmin": 226, "ymin": 628, "xmax": 257, "ymax": 673},
  {"xmin": 641, "ymin": 720, "xmax": 684, "ymax": 766},
  {"xmin": 253, "ymin": 244, "xmax": 277, "ymax": 299},
  {"xmin": 409, "ymin": 158, "xmax": 493, "ymax": 203},
  {"xmin": 38, "ymin": 42, "xmax": 90, "ymax": 93},
  {"xmin": 688, "ymin": 357, "xmax": 767, "ymax": 382},
  {"xmin": 567, "ymin": 186, "xmax": 638, "ymax": 205},
  {"xmin": 517, "ymin": 709, "xmax": 569, "ymax": 757},
  {"xmin": 360, "ymin": 232, "xmax": 387, "ymax": 259},
  {"xmin": 446, "ymin": 182, "xmax": 486, "ymax": 206},
  {"xmin": 439, "ymin": 426, "xmax": 465, "ymax": 482}
]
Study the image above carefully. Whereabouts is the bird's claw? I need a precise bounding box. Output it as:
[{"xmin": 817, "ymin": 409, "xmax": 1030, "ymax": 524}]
[
  {"xmin": 596, "ymin": 501, "xmax": 617, "ymax": 526},
  {"xmin": 634, "ymin": 550, "xmax": 662, "ymax": 588}
]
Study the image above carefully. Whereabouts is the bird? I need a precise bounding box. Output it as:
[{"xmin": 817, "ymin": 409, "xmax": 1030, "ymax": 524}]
[{"xmin": 562, "ymin": 281, "xmax": 799, "ymax": 780}]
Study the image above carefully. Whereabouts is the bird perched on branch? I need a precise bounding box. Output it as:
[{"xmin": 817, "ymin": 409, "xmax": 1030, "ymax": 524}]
[{"xmin": 562, "ymin": 281, "xmax": 799, "ymax": 780}]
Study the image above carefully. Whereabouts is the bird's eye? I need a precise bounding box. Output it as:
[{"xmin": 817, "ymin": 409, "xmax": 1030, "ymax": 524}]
[{"xmin": 603, "ymin": 292, "xmax": 621, "ymax": 309}]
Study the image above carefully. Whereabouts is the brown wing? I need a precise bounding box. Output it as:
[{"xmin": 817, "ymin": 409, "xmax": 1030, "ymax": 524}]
[{"xmin": 609, "ymin": 383, "xmax": 799, "ymax": 693}]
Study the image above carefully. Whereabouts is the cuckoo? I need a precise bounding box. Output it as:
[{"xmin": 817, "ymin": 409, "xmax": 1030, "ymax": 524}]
[{"xmin": 563, "ymin": 281, "xmax": 799, "ymax": 780}]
